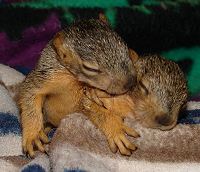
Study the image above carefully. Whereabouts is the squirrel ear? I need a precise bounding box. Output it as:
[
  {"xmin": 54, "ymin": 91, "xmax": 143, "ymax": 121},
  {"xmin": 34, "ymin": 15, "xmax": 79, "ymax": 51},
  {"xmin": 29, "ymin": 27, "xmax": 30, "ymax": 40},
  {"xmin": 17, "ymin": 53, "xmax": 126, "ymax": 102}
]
[
  {"xmin": 53, "ymin": 31, "xmax": 81, "ymax": 73},
  {"xmin": 53, "ymin": 31, "xmax": 75, "ymax": 63},
  {"xmin": 53, "ymin": 31, "xmax": 66, "ymax": 59},
  {"xmin": 99, "ymin": 13, "xmax": 110, "ymax": 26},
  {"xmin": 129, "ymin": 49, "xmax": 139, "ymax": 63}
]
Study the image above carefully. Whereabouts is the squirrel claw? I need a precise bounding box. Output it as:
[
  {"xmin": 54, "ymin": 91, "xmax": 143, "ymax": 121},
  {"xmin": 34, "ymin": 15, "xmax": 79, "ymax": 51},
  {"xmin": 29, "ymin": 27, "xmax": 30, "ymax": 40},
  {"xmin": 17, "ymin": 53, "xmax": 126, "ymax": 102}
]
[
  {"xmin": 25, "ymin": 140, "xmax": 35, "ymax": 158},
  {"xmin": 85, "ymin": 88, "xmax": 106, "ymax": 108},
  {"xmin": 23, "ymin": 129, "xmax": 49, "ymax": 158},
  {"xmin": 39, "ymin": 130, "xmax": 49, "ymax": 143},
  {"xmin": 104, "ymin": 117, "xmax": 138, "ymax": 156},
  {"xmin": 108, "ymin": 138, "xmax": 118, "ymax": 153},
  {"xmin": 112, "ymin": 134, "xmax": 137, "ymax": 156},
  {"xmin": 123, "ymin": 126, "xmax": 140, "ymax": 138}
]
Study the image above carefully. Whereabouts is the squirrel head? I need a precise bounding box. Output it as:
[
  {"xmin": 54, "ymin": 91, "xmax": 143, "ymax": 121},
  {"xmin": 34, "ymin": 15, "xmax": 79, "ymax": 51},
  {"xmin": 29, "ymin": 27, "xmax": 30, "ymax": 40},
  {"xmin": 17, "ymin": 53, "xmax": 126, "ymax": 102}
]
[
  {"xmin": 130, "ymin": 55, "xmax": 188, "ymax": 130},
  {"xmin": 53, "ymin": 19, "xmax": 136, "ymax": 95}
]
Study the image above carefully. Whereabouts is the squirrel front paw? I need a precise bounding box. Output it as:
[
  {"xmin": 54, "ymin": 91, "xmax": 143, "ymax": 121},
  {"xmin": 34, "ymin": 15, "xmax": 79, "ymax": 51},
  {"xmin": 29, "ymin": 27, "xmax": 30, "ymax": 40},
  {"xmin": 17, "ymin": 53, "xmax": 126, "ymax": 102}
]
[
  {"xmin": 103, "ymin": 117, "xmax": 139, "ymax": 156},
  {"xmin": 22, "ymin": 129, "xmax": 49, "ymax": 158}
]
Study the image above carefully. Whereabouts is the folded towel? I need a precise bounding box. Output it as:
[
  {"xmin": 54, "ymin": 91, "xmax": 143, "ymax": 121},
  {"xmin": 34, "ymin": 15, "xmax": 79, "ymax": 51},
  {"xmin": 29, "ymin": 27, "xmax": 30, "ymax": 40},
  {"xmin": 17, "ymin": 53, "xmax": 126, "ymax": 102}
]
[
  {"xmin": 0, "ymin": 63, "xmax": 199, "ymax": 172},
  {"xmin": 50, "ymin": 111, "xmax": 200, "ymax": 172}
]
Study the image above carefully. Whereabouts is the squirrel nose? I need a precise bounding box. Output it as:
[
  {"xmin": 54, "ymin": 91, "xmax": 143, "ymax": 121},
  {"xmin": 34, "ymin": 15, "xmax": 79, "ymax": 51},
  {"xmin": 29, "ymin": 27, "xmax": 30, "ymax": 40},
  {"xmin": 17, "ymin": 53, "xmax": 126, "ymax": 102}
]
[
  {"xmin": 155, "ymin": 115, "xmax": 172, "ymax": 126},
  {"xmin": 123, "ymin": 77, "xmax": 135, "ymax": 91}
]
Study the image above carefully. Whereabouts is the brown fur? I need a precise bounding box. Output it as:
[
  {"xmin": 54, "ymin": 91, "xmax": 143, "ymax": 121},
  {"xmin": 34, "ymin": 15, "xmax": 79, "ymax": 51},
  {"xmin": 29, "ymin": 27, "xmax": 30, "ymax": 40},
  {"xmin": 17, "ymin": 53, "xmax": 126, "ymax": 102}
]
[
  {"xmin": 84, "ymin": 54, "xmax": 188, "ymax": 156},
  {"xmin": 18, "ymin": 50, "xmax": 187, "ymax": 157},
  {"xmin": 17, "ymin": 16, "xmax": 187, "ymax": 158},
  {"xmin": 131, "ymin": 55, "xmax": 188, "ymax": 130},
  {"xmin": 17, "ymin": 18, "xmax": 136, "ymax": 157},
  {"xmin": 53, "ymin": 19, "xmax": 136, "ymax": 94}
]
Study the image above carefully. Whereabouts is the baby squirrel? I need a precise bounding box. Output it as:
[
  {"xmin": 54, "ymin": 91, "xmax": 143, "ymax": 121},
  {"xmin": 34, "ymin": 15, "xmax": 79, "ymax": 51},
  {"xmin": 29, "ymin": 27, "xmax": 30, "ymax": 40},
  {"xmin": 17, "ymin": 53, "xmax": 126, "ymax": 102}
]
[
  {"xmin": 82, "ymin": 15, "xmax": 187, "ymax": 155},
  {"xmin": 17, "ymin": 18, "xmax": 136, "ymax": 157},
  {"xmin": 41, "ymin": 48, "xmax": 188, "ymax": 156},
  {"xmin": 83, "ymin": 51, "xmax": 188, "ymax": 155},
  {"xmin": 18, "ymin": 15, "xmax": 188, "ymax": 157}
]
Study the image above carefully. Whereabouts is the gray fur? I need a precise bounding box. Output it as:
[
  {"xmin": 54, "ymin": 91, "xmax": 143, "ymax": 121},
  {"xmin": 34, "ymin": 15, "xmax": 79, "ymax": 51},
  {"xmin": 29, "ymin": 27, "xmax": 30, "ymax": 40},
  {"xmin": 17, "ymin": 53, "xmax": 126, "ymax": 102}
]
[
  {"xmin": 136, "ymin": 55, "xmax": 188, "ymax": 113},
  {"xmin": 62, "ymin": 19, "xmax": 132, "ymax": 76}
]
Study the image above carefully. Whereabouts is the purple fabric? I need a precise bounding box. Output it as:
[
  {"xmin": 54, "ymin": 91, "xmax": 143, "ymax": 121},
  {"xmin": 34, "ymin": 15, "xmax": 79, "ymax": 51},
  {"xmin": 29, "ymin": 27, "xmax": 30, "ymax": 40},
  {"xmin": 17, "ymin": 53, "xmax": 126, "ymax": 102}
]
[
  {"xmin": 190, "ymin": 94, "xmax": 200, "ymax": 101},
  {"xmin": 0, "ymin": 13, "xmax": 61, "ymax": 69}
]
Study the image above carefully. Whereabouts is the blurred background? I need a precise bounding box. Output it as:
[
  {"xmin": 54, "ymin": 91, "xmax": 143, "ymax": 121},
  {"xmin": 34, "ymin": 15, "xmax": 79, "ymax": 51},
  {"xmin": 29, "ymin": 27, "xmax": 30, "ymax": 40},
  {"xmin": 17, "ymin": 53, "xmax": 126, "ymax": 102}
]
[{"xmin": 0, "ymin": 0, "xmax": 200, "ymax": 96}]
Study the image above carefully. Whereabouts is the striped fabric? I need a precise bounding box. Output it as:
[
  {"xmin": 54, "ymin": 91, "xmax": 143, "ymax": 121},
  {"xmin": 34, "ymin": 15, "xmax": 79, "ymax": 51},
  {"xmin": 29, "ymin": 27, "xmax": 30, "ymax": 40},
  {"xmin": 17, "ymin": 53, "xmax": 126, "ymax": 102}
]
[{"xmin": 0, "ymin": 64, "xmax": 199, "ymax": 171}]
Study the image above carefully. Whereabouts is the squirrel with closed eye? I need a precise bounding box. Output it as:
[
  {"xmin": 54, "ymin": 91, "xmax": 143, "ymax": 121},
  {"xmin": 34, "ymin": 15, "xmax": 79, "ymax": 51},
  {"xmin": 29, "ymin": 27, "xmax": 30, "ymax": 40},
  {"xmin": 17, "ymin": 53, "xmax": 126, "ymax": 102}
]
[
  {"xmin": 74, "ymin": 15, "xmax": 188, "ymax": 155},
  {"xmin": 17, "ymin": 17, "xmax": 137, "ymax": 157},
  {"xmin": 17, "ymin": 15, "xmax": 188, "ymax": 157},
  {"xmin": 82, "ymin": 50, "xmax": 188, "ymax": 155}
]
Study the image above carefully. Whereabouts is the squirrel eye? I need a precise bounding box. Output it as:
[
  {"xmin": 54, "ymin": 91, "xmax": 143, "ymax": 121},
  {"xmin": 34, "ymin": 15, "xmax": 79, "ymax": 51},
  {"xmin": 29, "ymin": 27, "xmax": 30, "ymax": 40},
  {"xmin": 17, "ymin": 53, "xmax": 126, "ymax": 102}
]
[
  {"xmin": 139, "ymin": 81, "xmax": 149, "ymax": 95},
  {"xmin": 82, "ymin": 63, "xmax": 101, "ymax": 74}
]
